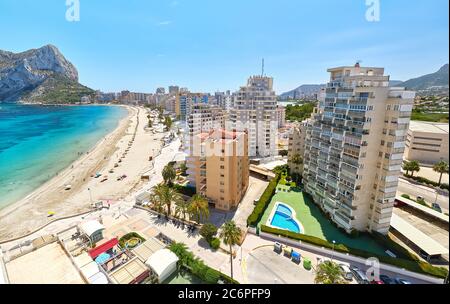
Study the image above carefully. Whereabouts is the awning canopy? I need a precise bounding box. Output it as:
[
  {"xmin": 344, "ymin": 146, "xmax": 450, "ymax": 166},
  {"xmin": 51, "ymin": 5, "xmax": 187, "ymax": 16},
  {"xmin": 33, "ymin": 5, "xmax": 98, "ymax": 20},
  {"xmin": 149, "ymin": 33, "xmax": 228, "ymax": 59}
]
[
  {"xmin": 145, "ymin": 249, "xmax": 179, "ymax": 282},
  {"xmin": 88, "ymin": 238, "xmax": 118, "ymax": 259},
  {"xmin": 79, "ymin": 220, "xmax": 105, "ymax": 237},
  {"xmin": 390, "ymin": 213, "xmax": 448, "ymax": 256}
]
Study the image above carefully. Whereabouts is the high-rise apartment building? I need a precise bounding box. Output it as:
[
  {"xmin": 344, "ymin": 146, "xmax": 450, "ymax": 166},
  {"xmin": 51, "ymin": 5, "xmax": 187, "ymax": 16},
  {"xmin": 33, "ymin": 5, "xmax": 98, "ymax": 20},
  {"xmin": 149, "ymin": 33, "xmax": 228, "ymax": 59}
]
[
  {"xmin": 230, "ymin": 76, "xmax": 278, "ymax": 158},
  {"xmin": 187, "ymin": 129, "xmax": 249, "ymax": 211},
  {"xmin": 302, "ymin": 64, "xmax": 415, "ymax": 234},
  {"xmin": 176, "ymin": 92, "xmax": 210, "ymax": 121},
  {"xmin": 169, "ymin": 86, "xmax": 180, "ymax": 95},
  {"xmin": 276, "ymin": 105, "xmax": 286, "ymax": 128}
]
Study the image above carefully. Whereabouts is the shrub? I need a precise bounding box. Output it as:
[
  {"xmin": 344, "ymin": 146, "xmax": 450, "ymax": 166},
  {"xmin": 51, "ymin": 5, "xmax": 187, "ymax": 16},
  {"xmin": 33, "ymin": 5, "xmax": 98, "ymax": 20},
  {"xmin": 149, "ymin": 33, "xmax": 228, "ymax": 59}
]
[
  {"xmin": 169, "ymin": 242, "xmax": 239, "ymax": 284},
  {"xmin": 247, "ymin": 175, "xmax": 281, "ymax": 227},
  {"xmin": 260, "ymin": 225, "xmax": 448, "ymax": 279},
  {"xmin": 210, "ymin": 238, "xmax": 221, "ymax": 250},
  {"xmin": 404, "ymin": 174, "xmax": 449, "ymax": 191},
  {"xmin": 401, "ymin": 194, "xmax": 411, "ymax": 200},
  {"xmin": 200, "ymin": 223, "xmax": 218, "ymax": 243}
]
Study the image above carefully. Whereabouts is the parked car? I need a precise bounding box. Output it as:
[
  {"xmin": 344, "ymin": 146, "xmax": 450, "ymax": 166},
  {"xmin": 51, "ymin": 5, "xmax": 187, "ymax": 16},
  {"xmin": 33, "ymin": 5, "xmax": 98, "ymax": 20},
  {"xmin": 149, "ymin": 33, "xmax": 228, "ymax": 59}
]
[
  {"xmin": 432, "ymin": 203, "xmax": 442, "ymax": 213},
  {"xmin": 394, "ymin": 278, "xmax": 412, "ymax": 284},
  {"xmin": 380, "ymin": 275, "xmax": 395, "ymax": 284},
  {"xmin": 350, "ymin": 266, "xmax": 370, "ymax": 284},
  {"xmin": 339, "ymin": 264, "xmax": 353, "ymax": 281}
]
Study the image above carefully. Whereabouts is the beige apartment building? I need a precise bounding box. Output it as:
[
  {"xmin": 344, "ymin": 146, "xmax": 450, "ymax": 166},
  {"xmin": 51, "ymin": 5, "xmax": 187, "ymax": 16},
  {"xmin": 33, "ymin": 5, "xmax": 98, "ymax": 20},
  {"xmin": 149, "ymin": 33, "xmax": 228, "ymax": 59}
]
[
  {"xmin": 302, "ymin": 64, "xmax": 415, "ymax": 234},
  {"xmin": 404, "ymin": 121, "xmax": 449, "ymax": 164},
  {"xmin": 230, "ymin": 76, "xmax": 278, "ymax": 158},
  {"xmin": 187, "ymin": 129, "xmax": 249, "ymax": 211},
  {"xmin": 288, "ymin": 120, "xmax": 309, "ymax": 176}
]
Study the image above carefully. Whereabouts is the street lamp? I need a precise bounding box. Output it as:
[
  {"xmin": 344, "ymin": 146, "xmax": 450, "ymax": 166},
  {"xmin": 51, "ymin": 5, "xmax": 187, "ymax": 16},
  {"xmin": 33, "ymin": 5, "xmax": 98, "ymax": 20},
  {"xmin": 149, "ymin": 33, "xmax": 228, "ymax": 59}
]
[
  {"xmin": 331, "ymin": 240, "xmax": 336, "ymax": 261},
  {"xmin": 88, "ymin": 188, "xmax": 93, "ymax": 205}
]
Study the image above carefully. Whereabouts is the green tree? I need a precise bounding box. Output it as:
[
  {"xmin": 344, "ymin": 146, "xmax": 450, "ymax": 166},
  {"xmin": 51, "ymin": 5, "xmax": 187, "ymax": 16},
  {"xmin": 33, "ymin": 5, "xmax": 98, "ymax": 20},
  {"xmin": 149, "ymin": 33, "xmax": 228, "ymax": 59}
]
[
  {"xmin": 175, "ymin": 199, "xmax": 191, "ymax": 221},
  {"xmin": 279, "ymin": 150, "xmax": 288, "ymax": 157},
  {"xmin": 403, "ymin": 160, "xmax": 420, "ymax": 177},
  {"xmin": 219, "ymin": 221, "xmax": 242, "ymax": 280},
  {"xmin": 314, "ymin": 261, "xmax": 348, "ymax": 284},
  {"xmin": 164, "ymin": 116, "xmax": 173, "ymax": 131},
  {"xmin": 153, "ymin": 184, "xmax": 183, "ymax": 217},
  {"xmin": 162, "ymin": 164, "xmax": 176, "ymax": 186},
  {"xmin": 188, "ymin": 194, "xmax": 210, "ymax": 224},
  {"xmin": 200, "ymin": 223, "xmax": 218, "ymax": 243},
  {"xmin": 289, "ymin": 153, "xmax": 303, "ymax": 165},
  {"xmin": 179, "ymin": 163, "xmax": 188, "ymax": 176},
  {"xmin": 433, "ymin": 161, "xmax": 449, "ymax": 185},
  {"xmin": 409, "ymin": 160, "xmax": 421, "ymax": 177}
]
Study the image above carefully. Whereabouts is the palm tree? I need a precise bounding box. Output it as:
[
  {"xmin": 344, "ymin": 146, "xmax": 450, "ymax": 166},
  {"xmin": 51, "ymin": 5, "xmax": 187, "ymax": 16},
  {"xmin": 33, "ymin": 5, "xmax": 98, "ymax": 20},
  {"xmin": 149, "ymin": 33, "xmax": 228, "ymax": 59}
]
[
  {"xmin": 175, "ymin": 199, "xmax": 191, "ymax": 221},
  {"xmin": 162, "ymin": 164, "xmax": 176, "ymax": 186},
  {"xmin": 188, "ymin": 194, "xmax": 209, "ymax": 224},
  {"xmin": 220, "ymin": 221, "xmax": 242, "ymax": 280},
  {"xmin": 433, "ymin": 160, "xmax": 449, "ymax": 185},
  {"xmin": 314, "ymin": 260, "xmax": 348, "ymax": 284},
  {"xmin": 153, "ymin": 184, "xmax": 183, "ymax": 216},
  {"xmin": 409, "ymin": 160, "xmax": 420, "ymax": 177},
  {"xmin": 403, "ymin": 161, "xmax": 413, "ymax": 176}
]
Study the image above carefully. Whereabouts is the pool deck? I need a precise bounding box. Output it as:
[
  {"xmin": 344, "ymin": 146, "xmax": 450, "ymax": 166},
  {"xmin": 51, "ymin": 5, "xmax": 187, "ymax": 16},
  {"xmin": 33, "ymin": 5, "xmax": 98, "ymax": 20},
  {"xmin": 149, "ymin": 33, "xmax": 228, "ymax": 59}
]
[{"xmin": 259, "ymin": 185, "xmax": 389, "ymax": 256}]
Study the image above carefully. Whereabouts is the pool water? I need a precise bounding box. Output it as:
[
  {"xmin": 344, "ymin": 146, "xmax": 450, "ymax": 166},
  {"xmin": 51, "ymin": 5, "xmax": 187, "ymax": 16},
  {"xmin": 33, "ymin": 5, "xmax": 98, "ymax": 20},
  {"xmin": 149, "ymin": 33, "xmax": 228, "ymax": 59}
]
[
  {"xmin": 95, "ymin": 253, "xmax": 111, "ymax": 264},
  {"xmin": 270, "ymin": 204, "xmax": 302, "ymax": 233}
]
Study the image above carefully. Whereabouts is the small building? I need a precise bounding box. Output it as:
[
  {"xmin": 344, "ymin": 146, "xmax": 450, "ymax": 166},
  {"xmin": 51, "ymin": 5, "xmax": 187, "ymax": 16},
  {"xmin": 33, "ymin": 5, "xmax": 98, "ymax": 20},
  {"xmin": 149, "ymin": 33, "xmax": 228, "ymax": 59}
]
[
  {"xmin": 404, "ymin": 121, "xmax": 449, "ymax": 164},
  {"xmin": 145, "ymin": 249, "xmax": 179, "ymax": 283},
  {"xmin": 79, "ymin": 220, "xmax": 105, "ymax": 245}
]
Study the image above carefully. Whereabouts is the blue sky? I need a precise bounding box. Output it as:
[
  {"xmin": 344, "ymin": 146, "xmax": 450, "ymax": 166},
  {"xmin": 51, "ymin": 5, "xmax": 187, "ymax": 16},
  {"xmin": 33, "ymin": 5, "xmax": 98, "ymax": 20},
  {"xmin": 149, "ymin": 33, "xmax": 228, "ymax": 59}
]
[{"xmin": 0, "ymin": 0, "xmax": 448, "ymax": 93}]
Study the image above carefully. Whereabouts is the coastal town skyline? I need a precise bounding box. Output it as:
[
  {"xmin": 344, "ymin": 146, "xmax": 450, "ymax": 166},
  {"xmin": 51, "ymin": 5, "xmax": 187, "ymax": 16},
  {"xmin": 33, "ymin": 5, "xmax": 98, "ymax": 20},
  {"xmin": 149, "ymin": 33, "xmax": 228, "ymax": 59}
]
[{"xmin": 0, "ymin": 0, "xmax": 448, "ymax": 93}]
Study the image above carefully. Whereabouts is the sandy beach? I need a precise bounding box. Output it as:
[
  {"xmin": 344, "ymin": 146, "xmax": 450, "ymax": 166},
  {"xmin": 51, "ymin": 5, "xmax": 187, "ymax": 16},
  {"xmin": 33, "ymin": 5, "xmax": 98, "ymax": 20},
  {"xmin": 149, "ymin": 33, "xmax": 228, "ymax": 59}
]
[{"xmin": 0, "ymin": 105, "xmax": 165, "ymax": 241}]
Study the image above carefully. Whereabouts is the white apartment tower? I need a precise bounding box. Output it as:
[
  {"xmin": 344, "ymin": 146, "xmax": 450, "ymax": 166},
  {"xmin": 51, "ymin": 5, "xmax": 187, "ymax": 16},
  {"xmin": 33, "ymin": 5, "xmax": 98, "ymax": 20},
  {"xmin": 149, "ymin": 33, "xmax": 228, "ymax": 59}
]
[
  {"xmin": 231, "ymin": 76, "xmax": 278, "ymax": 158},
  {"xmin": 302, "ymin": 64, "xmax": 415, "ymax": 234}
]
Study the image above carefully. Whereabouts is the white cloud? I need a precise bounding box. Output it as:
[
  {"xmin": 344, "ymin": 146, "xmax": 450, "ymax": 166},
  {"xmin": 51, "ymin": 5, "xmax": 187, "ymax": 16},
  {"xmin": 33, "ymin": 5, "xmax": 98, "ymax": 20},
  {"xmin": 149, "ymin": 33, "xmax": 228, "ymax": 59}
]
[{"xmin": 157, "ymin": 20, "xmax": 172, "ymax": 26}]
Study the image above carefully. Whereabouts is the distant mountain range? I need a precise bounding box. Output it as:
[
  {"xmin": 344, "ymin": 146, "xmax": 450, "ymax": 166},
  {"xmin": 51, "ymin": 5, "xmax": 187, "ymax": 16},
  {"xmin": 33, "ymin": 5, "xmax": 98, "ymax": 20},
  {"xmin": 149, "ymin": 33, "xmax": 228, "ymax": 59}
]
[
  {"xmin": 279, "ymin": 84, "xmax": 325, "ymax": 100},
  {"xmin": 0, "ymin": 45, "xmax": 94, "ymax": 103},
  {"xmin": 399, "ymin": 64, "xmax": 449, "ymax": 95},
  {"xmin": 280, "ymin": 64, "xmax": 449, "ymax": 98}
]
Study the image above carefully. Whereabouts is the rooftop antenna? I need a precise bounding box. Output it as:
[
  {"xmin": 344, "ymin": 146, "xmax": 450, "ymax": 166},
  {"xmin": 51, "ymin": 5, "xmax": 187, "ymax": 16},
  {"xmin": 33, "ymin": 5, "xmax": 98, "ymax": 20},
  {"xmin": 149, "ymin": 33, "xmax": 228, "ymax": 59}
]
[{"xmin": 262, "ymin": 58, "xmax": 265, "ymax": 77}]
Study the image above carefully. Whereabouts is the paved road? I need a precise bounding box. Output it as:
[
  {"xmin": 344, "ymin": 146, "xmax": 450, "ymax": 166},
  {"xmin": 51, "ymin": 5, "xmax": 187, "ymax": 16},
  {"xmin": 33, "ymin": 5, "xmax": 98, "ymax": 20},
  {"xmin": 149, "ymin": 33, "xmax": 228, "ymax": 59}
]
[{"xmin": 398, "ymin": 178, "xmax": 449, "ymax": 213}]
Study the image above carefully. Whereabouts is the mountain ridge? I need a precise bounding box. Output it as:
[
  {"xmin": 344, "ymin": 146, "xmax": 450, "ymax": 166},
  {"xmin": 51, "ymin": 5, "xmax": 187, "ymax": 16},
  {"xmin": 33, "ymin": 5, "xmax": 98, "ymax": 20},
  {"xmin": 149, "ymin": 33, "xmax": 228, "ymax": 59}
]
[{"xmin": 0, "ymin": 44, "xmax": 94, "ymax": 103}]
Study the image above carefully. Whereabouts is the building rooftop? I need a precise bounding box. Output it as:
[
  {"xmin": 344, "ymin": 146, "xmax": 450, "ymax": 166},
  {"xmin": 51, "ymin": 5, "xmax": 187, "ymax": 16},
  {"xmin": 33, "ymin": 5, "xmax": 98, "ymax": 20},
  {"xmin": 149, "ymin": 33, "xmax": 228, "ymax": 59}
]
[
  {"xmin": 5, "ymin": 242, "xmax": 85, "ymax": 284},
  {"xmin": 409, "ymin": 121, "xmax": 449, "ymax": 134}
]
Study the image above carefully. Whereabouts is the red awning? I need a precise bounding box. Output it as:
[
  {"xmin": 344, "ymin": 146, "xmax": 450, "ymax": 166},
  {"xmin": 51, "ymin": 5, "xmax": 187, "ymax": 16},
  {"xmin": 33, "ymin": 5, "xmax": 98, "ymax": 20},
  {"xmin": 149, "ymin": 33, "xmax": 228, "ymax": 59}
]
[{"xmin": 88, "ymin": 238, "xmax": 119, "ymax": 259}]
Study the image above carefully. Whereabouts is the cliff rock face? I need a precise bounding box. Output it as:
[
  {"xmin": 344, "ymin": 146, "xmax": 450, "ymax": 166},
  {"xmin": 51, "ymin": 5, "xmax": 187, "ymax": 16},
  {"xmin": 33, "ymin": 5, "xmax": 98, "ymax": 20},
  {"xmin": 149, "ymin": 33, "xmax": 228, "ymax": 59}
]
[{"xmin": 0, "ymin": 45, "xmax": 92, "ymax": 103}]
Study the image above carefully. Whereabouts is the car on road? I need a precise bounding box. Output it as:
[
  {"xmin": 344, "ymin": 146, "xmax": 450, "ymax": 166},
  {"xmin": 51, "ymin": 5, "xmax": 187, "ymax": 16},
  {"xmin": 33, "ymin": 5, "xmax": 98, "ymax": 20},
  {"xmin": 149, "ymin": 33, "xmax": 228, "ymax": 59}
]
[
  {"xmin": 350, "ymin": 266, "xmax": 370, "ymax": 284},
  {"xmin": 339, "ymin": 264, "xmax": 353, "ymax": 281},
  {"xmin": 394, "ymin": 278, "xmax": 412, "ymax": 284},
  {"xmin": 380, "ymin": 275, "xmax": 396, "ymax": 284}
]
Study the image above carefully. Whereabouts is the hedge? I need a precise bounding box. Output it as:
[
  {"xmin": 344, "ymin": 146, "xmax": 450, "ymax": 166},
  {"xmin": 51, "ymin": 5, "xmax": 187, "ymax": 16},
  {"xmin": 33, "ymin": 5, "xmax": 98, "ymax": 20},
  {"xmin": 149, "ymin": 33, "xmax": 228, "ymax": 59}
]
[
  {"xmin": 404, "ymin": 174, "xmax": 449, "ymax": 191},
  {"xmin": 170, "ymin": 243, "xmax": 239, "ymax": 284},
  {"xmin": 260, "ymin": 225, "xmax": 448, "ymax": 279},
  {"xmin": 247, "ymin": 174, "xmax": 281, "ymax": 227}
]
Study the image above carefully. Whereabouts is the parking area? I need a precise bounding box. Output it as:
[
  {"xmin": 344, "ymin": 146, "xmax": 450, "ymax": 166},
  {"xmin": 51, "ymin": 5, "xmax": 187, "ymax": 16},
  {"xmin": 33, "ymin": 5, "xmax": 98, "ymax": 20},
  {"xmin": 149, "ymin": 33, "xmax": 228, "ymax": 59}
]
[
  {"xmin": 393, "ymin": 207, "xmax": 449, "ymax": 263},
  {"xmin": 244, "ymin": 246, "xmax": 316, "ymax": 284}
]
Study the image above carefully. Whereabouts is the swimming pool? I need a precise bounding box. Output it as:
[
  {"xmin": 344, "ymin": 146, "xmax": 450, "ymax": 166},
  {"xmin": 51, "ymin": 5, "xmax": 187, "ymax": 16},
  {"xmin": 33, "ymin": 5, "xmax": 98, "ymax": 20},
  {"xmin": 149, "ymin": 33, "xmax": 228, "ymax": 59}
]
[{"xmin": 269, "ymin": 203, "xmax": 303, "ymax": 234}]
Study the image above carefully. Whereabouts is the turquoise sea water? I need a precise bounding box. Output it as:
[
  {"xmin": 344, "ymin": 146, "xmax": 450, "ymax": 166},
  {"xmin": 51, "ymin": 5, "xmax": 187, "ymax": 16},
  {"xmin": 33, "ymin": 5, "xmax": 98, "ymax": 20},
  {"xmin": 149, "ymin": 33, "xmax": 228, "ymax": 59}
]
[{"xmin": 0, "ymin": 104, "xmax": 127, "ymax": 210}]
